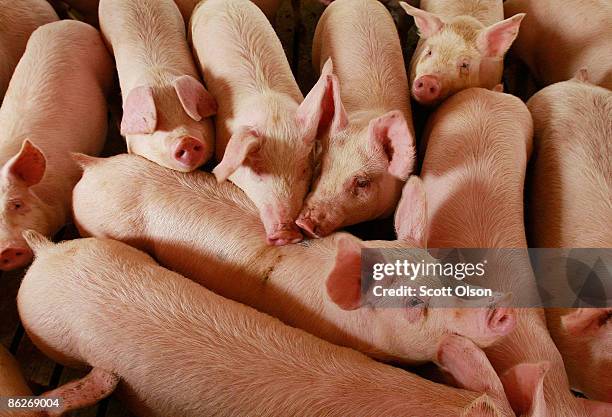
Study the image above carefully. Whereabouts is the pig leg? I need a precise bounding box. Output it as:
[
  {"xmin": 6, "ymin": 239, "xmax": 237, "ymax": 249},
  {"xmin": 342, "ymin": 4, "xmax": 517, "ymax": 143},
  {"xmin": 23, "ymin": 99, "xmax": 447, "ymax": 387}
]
[{"xmin": 40, "ymin": 368, "xmax": 119, "ymax": 416}]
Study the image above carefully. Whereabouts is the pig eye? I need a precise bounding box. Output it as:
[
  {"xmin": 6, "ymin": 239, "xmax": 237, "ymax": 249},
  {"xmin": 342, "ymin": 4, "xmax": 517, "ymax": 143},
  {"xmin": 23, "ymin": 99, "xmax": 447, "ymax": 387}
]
[
  {"xmin": 351, "ymin": 176, "xmax": 371, "ymax": 194},
  {"xmin": 425, "ymin": 49, "xmax": 432, "ymax": 57},
  {"xmin": 8, "ymin": 199, "xmax": 25, "ymax": 212},
  {"xmin": 459, "ymin": 60, "xmax": 470, "ymax": 75}
]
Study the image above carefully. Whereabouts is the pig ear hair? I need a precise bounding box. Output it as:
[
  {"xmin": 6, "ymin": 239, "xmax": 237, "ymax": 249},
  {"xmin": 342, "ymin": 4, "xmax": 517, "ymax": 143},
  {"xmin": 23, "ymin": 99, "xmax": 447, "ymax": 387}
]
[
  {"xmin": 368, "ymin": 110, "xmax": 416, "ymax": 181},
  {"xmin": 399, "ymin": 2, "xmax": 444, "ymax": 38},
  {"xmin": 22, "ymin": 230, "xmax": 52, "ymax": 254},
  {"xmin": 574, "ymin": 68, "xmax": 590, "ymax": 83},
  {"xmin": 561, "ymin": 308, "xmax": 611, "ymax": 336},
  {"xmin": 120, "ymin": 86, "xmax": 158, "ymax": 136},
  {"xmin": 2, "ymin": 139, "xmax": 46, "ymax": 187},
  {"xmin": 213, "ymin": 127, "xmax": 262, "ymax": 183},
  {"xmin": 40, "ymin": 367, "xmax": 119, "ymax": 414},
  {"xmin": 478, "ymin": 13, "xmax": 526, "ymax": 58},
  {"xmin": 500, "ymin": 362, "xmax": 549, "ymax": 417},
  {"xmin": 394, "ymin": 175, "xmax": 428, "ymax": 247},
  {"xmin": 325, "ymin": 235, "xmax": 363, "ymax": 310},
  {"xmin": 173, "ymin": 75, "xmax": 217, "ymax": 121},
  {"xmin": 297, "ymin": 58, "xmax": 348, "ymax": 142},
  {"xmin": 462, "ymin": 395, "xmax": 501, "ymax": 417},
  {"xmin": 578, "ymin": 398, "xmax": 612, "ymax": 417},
  {"xmin": 71, "ymin": 153, "xmax": 103, "ymax": 170}
]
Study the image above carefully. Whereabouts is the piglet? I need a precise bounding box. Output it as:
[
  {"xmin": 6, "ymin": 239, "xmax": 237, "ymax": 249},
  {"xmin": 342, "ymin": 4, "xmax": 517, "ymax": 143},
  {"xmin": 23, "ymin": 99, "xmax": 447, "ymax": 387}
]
[
  {"xmin": 505, "ymin": 0, "xmax": 611, "ymax": 90},
  {"xmin": 0, "ymin": 20, "xmax": 112, "ymax": 271},
  {"xmin": 0, "ymin": 0, "xmax": 58, "ymax": 100},
  {"xmin": 18, "ymin": 231, "xmax": 533, "ymax": 417},
  {"xmin": 418, "ymin": 86, "xmax": 608, "ymax": 417},
  {"xmin": 294, "ymin": 0, "xmax": 415, "ymax": 238},
  {"xmin": 527, "ymin": 72, "xmax": 612, "ymax": 402},
  {"xmin": 72, "ymin": 154, "xmax": 515, "ymax": 365},
  {"xmin": 99, "ymin": 0, "xmax": 216, "ymax": 172},
  {"xmin": 399, "ymin": 0, "xmax": 524, "ymax": 105},
  {"xmin": 191, "ymin": 0, "xmax": 329, "ymax": 245}
]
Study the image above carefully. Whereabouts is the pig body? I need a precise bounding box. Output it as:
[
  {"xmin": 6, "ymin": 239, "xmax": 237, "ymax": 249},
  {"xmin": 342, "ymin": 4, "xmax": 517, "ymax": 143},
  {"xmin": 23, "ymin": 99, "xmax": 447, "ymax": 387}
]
[
  {"xmin": 19, "ymin": 234, "xmax": 517, "ymax": 417},
  {"xmin": 295, "ymin": 0, "xmax": 416, "ymax": 238},
  {"xmin": 175, "ymin": 0, "xmax": 283, "ymax": 22},
  {"xmin": 419, "ymin": 87, "xmax": 599, "ymax": 417},
  {"xmin": 191, "ymin": 0, "xmax": 327, "ymax": 246},
  {"xmin": 504, "ymin": 0, "xmax": 612, "ymax": 90},
  {"xmin": 527, "ymin": 75, "xmax": 612, "ymax": 402},
  {"xmin": 99, "ymin": 0, "xmax": 216, "ymax": 172},
  {"xmin": 73, "ymin": 154, "xmax": 515, "ymax": 366},
  {"xmin": 400, "ymin": 0, "xmax": 524, "ymax": 105},
  {"xmin": 0, "ymin": 0, "xmax": 58, "ymax": 100},
  {"xmin": 0, "ymin": 20, "xmax": 111, "ymax": 270}
]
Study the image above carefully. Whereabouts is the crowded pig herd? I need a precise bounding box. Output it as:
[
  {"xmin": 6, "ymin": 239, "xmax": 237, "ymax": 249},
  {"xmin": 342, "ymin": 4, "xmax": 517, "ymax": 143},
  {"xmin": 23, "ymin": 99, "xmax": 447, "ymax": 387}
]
[{"xmin": 0, "ymin": 0, "xmax": 610, "ymax": 415}]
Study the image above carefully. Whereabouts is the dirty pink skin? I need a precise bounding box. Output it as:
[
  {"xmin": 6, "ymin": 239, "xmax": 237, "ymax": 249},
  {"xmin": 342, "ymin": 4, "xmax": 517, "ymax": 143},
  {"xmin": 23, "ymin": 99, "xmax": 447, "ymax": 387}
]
[
  {"xmin": 99, "ymin": 0, "xmax": 216, "ymax": 173},
  {"xmin": 505, "ymin": 0, "xmax": 612, "ymax": 90},
  {"xmin": 295, "ymin": 0, "xmax": 416, "ymax": 238},
  {"xmin": 72, "ymin": 154, "xmax": 515, "ymax": 365},
  {"xmin": 527, "ymin": 74, "xmax": 612, "ymax": 402},
  {"xmin": 191, "ymin": 0, "xmax": 328, "ymax": 246},
  {"xmin": 0, "ymin": 21, "xmax": 111, "ymax": 271},
  {"xmin": 18, "ymin": 232, "xmax": 527, "ymax": 417},
  {"xmin": 419, "ymin": 87, "xmax": 608, "ymax": 417},
  {"xmin": 0, "ymin": 0, "xmax": 58, "ymax": 100},
  {"xmin": 400, "ymin": 0, "xmax": 524, "ymax": 106}
]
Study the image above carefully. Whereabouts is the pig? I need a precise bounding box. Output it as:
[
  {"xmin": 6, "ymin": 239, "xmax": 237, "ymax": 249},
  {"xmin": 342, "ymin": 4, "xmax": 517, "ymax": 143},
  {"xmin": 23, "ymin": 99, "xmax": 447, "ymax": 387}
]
[
  {"xmin": 99, "ymin": 0, "xmax": 217, "ymax": 172},
  {"xmin": 399, "ymin": 0, "xmax": 525, "ymax": 106},
  {"xmin": 0, "ymin": 0, "xmax": 58, "ymax": 100},
  {"xmin": 174, "ymin": 0, "xmax": 283, "ymax": 23},
  {"xmin": 527, "ymin": 72, "xmax": 612, "ymax": 402},
  {"xmin": 504, "ymin": 0, "xmax": 612, "ymax": 90},
  {"xmin": 417, "ymin": 86, "xmax": 609, "ymax": 417},
  {"xmin": 0, "ymin": 20, "xmax": 112, "ymax": 271},
  {"xmin": 18, "ymin": 231, "xmax": 540, "ymax": 417},
  {"xmin": 191, "ymin": 0, "xmax": 329, "ymax": 245},
  {"xmin": 72, "ymin": 154, "xmax": 515, "ymax": 365},
  {"xmin": 294, "ymin": 0, "xmax": 416, "ymax": 238}
]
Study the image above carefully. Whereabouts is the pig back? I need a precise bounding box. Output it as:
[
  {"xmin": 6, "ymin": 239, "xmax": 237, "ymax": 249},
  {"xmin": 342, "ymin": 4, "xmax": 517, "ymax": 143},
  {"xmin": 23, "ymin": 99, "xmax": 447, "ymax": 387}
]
[
  {"xmin": 0, "ymin": 20, "xmax": 112, "ymax": 195},
  {"xmin": 313, "ymin": 0, "xmax": 410, "ymax": 115},
  {"xmin": 420, "ymin": 0, "xmax": 503, "ymax": 25},
  {"xmin": 0, "ymin": 0, "xmax": 59, "ymax": 99}
]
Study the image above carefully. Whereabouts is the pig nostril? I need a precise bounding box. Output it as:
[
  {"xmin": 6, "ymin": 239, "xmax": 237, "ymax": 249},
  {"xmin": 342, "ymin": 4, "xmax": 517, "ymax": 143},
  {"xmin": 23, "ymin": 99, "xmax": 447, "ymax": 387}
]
[
  {"xmin": 193, "ymin": 145, "xmax": 203, "ymax": 152},
  {"xmin": 417, "ymin": 82, "xmax": 424, "ymax": 89},
  {"xmin": 15, "ymin": 252, "xmax": 22, "ymax": 257},
  {"xmin": 177, "ymin": 150, "xmax": 186, "ymax": 158}
]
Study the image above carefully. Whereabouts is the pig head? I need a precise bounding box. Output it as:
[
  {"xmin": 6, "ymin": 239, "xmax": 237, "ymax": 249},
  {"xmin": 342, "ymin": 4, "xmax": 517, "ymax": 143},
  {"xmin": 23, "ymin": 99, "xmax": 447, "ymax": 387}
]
[
  {"xmin": 400, "ymin": 2, "xmax": 524, "ymax": 106},
  {"xmin": 296, "ymin": 59, "xmax": 416, "ymax": 238},
  {"xmin": 121, "ymin": 74, "xmax": 217, "ymax": 172}
]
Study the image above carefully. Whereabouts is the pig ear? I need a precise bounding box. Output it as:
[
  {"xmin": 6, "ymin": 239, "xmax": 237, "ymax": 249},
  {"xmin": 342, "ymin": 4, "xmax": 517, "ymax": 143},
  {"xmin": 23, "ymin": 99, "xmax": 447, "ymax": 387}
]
[
  {"xmin": 297, "ymin": 58, "xmax": 348, "ymax": 142},
  {"xmin": 394, "ymin": 176, "xmax": 428, "ymax": 247},
  {"xmin": 71, "ymin": 153, "xmax": 103, "ymax": 170},
  {"xmin": 574, "ymin": 68, "xmax": 590, "ymax": 83},
  {"xmin": 399, "ymin": 2, "xmax": 444, "ymax": 38},
  {"xmin": 121, "ymin": 86, "xmax": 157, "ymax": 135},
  {"xmin": 368, "ymin": 110, "xmax": 416, "ymax": 181},
  {"xmin": 561, "ymin": 308, "xmax": 611, "ymax": 337},
  {"xmin": 500, "ymin": 362, "xmax": 549, "ymax": 417},
  {"xmin": 40, "ymin": 368, "xmax": 119, "ymax": 415},
  {"xmin": 478, "ymin": 14, "xmax": 525, "ymax": 58},
  {"xmin": 173, "ymin": 75, "xmax": 217, "ymax": 121},
  {"xmin": 578, "ymin": 398, "xmax": 612, "ymax": 417},
  {"xmin": 493, "ymin": 84, "xmax": 504, "ymax": 92},
  {"xmin": 325, "ymin": 236, "xmax": 362, "ymax": 310},
  {"xmin": 22, "ymin": 230, "xmax": 52, "ymax": 254},
  {"xmin": 437, "ymin": 335, "xmax": 507, "ymax": 401},
  {"xmin": 2, "ymin": 140, "xmax": 46, "ymax": 187},
  {"xmin": 213, "ymin": 127, "xmax": 262, "ymax": 182}
]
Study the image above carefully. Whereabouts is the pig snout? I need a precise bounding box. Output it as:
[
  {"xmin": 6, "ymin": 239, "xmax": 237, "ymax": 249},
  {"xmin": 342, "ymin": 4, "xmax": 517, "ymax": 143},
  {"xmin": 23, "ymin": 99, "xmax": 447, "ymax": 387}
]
[
  {"xmin": 173, "ymin": 136, "xmax": 207, "ymax": 169},
  {"xmin": 412, "ymin": 75, "xmax": 442, "ymax": 105},
  {"xmin": 296, "ymin": 210, "xmax": 327, "ymax": 239},
  {"xmin": 261, "ymin": 205, "xmax": 302, "ymax": 246},
  {"xmin": 0, "ymin": 242, "xmax": 33, "ymax": 271},
  {"xmin": 486, "ymin": 307, "xmax": 516, "ymax": 337}
]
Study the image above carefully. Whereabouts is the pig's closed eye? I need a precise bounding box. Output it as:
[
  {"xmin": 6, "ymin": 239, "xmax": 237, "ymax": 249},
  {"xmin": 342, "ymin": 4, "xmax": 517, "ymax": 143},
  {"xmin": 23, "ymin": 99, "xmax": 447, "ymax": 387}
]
[{"xmin": 459, "ymin": 60, "xmax": 470, "ymax": 75}]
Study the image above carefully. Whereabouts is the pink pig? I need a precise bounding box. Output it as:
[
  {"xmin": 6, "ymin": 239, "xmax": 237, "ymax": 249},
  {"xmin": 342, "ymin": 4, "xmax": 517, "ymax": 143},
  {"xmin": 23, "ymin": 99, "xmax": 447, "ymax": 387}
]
[
  {"xmin": 399, "ymin": 0, "xmax": 524, "ymax": 105},
  {"xmin": 527, "ymin": 72, "xmax": 612, "ymax": 402},
  {"xmin": 504, "ymin": 0, "xmax": 612, "ymax": 90},
  {"xmin": 18, "ymin": 231, "xmax": 542, "ymax": 417},
  {"xmin": 191, "ymin": 0, "xmax": 330, "ymax": 246},
  {"xmin": 417, "ymin": 86, "xmax": 610, "ymax": 417},
  {"xmin": 0, "ymin": 0, "xmax": 58, "ymax": 100},
  {"xmin": 174, "ymin": 0, "xmax": 283, "ymax": 23},
  {"xmin": 99, "ymin": 0, "xmax": 217, "ymax": 172},
  {"xmin": 72, "ymin": 154, "xmax": 515, "ymax": 365},
  {"xmin": 0, "ymin": 20, "xmax": 112, "ymax": 271},
  {"xmin": 295, "ymin": 0, "xmax": 416, "ymax": 238}
]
